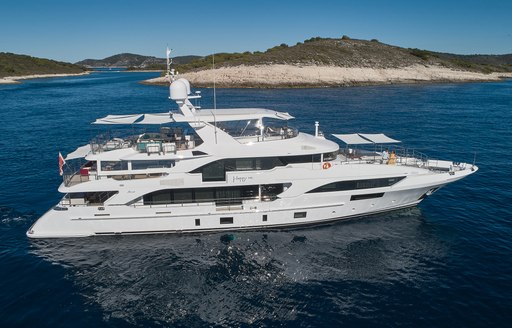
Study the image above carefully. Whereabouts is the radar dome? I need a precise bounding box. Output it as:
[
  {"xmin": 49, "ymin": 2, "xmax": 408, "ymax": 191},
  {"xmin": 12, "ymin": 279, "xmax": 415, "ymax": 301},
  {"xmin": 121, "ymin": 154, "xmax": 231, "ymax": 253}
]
[
  {"xmin": 177, "ymin": 78, "xmax": 191, "ymax": 95},
  {"xmin": 170, "ymin": 80, "xmax": 188, "ymax": 100}
]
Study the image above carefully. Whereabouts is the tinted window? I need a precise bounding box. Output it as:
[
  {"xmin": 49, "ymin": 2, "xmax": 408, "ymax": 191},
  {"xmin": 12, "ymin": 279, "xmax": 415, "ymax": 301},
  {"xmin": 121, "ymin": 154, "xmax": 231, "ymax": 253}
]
[
  {"xmin": 132, "ymin": 160, "xmax": 174, "ymax": 170},
  {"xmin": 220, "ymin": 217, "xmax": 233, "ymax": 224},
  {"xmin": 323, "ymin": 151, "xmax": 338, "ymax": 161},
  {"xmin": 195, "ymin": 189, "xmax": 215, "ymax": 202},
  {"xmin": 192, "ymin": 155, "xmax": 323, "ymax": 181},
  {"xmin": 307, "ymin": 176, "xmax": 405, "ymax": 193},
  {"xmin": 101, "ymin": 161, "xmax": 128, "ymax": 171},
  {"xmin": 173, "ymin": 190, "xmax": 193, "ymax": 203},
  {"xmin": 350, "ymin": 193, "xmax": 384, "ymax": 201},
  {"xmin": 141, "ymin": 184, "xmax": 283, "ymax": 205},
  {"xmin": 294, "ymin": 211, "xmax": 307, "ymax": 218},
  {"xmin": 201, "ymin": 161, "xmax": 226, "ymax": 181}
]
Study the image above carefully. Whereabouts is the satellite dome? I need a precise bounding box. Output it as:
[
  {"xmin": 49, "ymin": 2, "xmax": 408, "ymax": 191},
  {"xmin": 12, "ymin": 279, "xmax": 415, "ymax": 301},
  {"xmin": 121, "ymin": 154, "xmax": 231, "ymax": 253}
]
[
  {"xmin": 177, "ymin": 78, "xmax": 191, "ymax": 95},
  {"xmin": 170, "ymin": 80, "xmax": 188, "ymax": 100}
]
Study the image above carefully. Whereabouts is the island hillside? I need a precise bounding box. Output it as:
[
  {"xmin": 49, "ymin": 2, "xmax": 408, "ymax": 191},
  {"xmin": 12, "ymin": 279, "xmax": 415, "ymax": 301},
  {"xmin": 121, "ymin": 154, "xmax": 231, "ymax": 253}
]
[
  {"xmin": 144, "ymin": 36, "xmax": 512, "ymax": 88},
  {"xmin": 0, "ymin": 52, "xmax": 86, "ymax": 79},
  {"xmin": 76, "ymin": 53, "xmax": 202, "ymax": 70}
]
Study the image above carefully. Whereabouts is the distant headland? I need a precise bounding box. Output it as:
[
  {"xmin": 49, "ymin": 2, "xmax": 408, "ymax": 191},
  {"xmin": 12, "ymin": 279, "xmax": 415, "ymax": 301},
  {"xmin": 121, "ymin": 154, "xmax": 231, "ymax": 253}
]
[
  {"xmin": 75, "ymin": 53, "xmax": 201, "ymax": 70},
  {"xmin": 0, "ymin": 52, "xmax": 88, "ymax": 84},
  {"xmin": 2, "ymin": 37, "xmax": 512, "ymax": 86},
  {"xmin": 144, "ymin": 36, "xmax": 512, "ymax": 88}
]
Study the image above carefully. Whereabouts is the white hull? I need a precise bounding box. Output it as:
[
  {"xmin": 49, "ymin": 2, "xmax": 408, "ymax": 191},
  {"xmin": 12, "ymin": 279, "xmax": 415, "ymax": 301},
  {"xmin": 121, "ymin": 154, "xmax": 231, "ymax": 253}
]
[
  {"xmin": 27, "ymin": 76, "xmax": 478, "ymax": 238},
  {"xmin": 27, "ymin": 164, "xmax": 476, "ymax": 238}
]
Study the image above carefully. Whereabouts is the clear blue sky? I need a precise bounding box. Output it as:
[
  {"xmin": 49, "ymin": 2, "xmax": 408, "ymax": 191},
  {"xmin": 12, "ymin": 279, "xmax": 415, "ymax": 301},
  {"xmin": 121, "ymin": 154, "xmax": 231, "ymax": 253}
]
[{"xmin": 1, "ymin": 0, "xmax": 511, "ymax": 63}]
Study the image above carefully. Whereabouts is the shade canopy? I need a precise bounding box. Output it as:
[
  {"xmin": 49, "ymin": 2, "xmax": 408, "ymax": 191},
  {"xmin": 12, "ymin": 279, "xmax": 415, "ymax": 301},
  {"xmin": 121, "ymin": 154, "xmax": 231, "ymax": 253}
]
[
  {"xmin": 65, "ymin": 144, "xmax": 91, "ymax": 160},
  {"xmin": 332, "ymin": 134, "xmax": 373, "ymax": 145},
  {"xmin": 358, "ymin": 133, "xmax": 401, "ymax": 144},
  {"xmin": 93, "ymin": 108, "xmax": 294, "ymax": 125},
  {"xmin": 93, "ymin": 114, "xmax": 144, "ymax": 124},
  {"xmin": 332, "ymin": 133, "xmax": 400, "ymax": 144}
]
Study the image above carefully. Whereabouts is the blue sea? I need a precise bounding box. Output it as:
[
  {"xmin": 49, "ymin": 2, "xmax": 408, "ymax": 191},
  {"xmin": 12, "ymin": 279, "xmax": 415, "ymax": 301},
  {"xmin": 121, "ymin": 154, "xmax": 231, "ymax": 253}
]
[{"xmin": 1, "ymin": 72, "xmax": 511, "ymax": 327}]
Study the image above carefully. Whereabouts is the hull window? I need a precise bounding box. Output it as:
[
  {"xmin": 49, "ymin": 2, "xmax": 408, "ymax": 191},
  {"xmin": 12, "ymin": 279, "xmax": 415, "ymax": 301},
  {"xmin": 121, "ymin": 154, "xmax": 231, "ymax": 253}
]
[
  {"xmin": 294, "ymin": 211, "xmax": 307, "ymax": 218},
  {"xmin": 350, "ymin": 193, "xmax": 385, "ymax": 201},
  {"xmin": 220, "ymin": 217, "xmax": 233, "ymax": 224}
]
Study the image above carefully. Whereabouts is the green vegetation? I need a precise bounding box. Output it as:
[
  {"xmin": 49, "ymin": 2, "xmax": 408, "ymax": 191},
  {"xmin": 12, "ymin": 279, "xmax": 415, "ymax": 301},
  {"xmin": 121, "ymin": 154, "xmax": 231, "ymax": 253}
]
[
  {"xmin": 266, "ymin": 43, "xmax": 289, "ymax": 52},
  {"xmin": 172, "ymin": 37, "xmax": 511, "ymax": 75},
  {"xmin": 409, "ymin": 48, "xmax": 431, "ymax": 61},
  {"xmin": 0, "ymin": 52, "xmax": 85, "ymax": 78},
  {"xmin": 76, "ymin": 53, "xmax": 201, "ymax": 69},
  {"xmin": 304, "ymin": 36, "xmax": 324, "ymax": 43},
  {"xmin": 449, "ymin": 58, "xmax": 475, "ymax": 69}
]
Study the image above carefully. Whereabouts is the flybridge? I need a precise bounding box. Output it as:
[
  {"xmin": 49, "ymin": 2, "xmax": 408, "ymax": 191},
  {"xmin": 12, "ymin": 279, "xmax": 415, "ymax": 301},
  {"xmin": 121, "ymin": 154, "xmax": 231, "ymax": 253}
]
[{"xmin": 93, "ymin": 108, "xmax": 294, "ymax": 125}]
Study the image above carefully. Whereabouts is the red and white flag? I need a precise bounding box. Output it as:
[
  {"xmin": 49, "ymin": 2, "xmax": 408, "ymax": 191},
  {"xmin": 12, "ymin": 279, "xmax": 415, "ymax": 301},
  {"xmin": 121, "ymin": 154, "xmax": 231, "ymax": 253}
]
[{"xmin": 58, "ymin": 152, "xmax": 66, "ymax": 176}]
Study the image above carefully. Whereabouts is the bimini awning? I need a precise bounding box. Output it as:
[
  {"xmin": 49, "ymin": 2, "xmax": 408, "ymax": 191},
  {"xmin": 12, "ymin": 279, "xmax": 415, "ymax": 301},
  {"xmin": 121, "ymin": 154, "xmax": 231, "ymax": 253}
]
[
  {"xmin": 92, "ymin": 113, "xmax": 175, "ymax": 125},
  {"xmin": 332, "ymin": 133, "xmax": 400, "ymax": 144},
  {"xmin": 332, "ymin": 134, "xmax": 373, "ymax": 145},
  {"xmin": 93, "ymin": 114, "xmax": 144, "ymax": 124},
  {"xmin": 358, "ymin": 133, "xmax": 400, "ymax": 144},
  {"xmin": 65, "ymin": 144, "xmax": 91, "ymax": 160},
  {"xmin": 93, "ymin": 108, "xmax": 294, "ymax": 125}
]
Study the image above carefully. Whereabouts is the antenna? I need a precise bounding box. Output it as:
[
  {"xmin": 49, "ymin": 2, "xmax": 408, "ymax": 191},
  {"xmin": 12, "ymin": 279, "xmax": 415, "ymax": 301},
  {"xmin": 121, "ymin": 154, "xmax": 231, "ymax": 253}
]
[
  {"xmin": 213, "ymin": 52, "xmax": 217, "ymax": 111},
  {"xmin": 212, "ymin": 52, "xmax": 218, "ymax": 144},
  {"xmin": 165, "ymin": 47, "xmax": 173, "ymax": 81}
]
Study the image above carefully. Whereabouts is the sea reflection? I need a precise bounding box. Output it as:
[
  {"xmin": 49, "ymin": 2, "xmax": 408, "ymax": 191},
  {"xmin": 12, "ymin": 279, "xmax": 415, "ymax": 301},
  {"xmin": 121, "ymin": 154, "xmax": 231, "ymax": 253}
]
[{"xmin": 30, "ymin": 208, "xmax": 445, "ymax": 326}]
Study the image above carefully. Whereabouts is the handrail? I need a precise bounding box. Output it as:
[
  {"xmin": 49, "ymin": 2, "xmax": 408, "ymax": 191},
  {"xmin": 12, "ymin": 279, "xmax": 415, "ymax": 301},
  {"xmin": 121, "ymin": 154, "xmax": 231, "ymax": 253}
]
[
  {"xmin": 337, "ymin": 145, "xmax": 462, "ymax": 172},
  {"xmin": 91, "ymin": 133, "xmax": 197, "ymax": 155},
  {"xmin": 233, "ymin": 126, "xmax": 298, "ymax": 142}
]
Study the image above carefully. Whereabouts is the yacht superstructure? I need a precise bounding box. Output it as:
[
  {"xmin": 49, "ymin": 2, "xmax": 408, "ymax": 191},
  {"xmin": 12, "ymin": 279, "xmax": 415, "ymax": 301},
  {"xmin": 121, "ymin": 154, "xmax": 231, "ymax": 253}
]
[{"xmin": 27, "ymin": 66, "xmax": 477, "ymax": 238}]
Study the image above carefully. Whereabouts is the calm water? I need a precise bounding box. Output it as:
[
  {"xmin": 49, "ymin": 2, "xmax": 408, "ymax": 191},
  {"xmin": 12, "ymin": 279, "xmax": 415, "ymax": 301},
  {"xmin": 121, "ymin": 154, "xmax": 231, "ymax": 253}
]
[{"xmin": 1, "ymin": 72, "xmax": 511, "ymax": 327}]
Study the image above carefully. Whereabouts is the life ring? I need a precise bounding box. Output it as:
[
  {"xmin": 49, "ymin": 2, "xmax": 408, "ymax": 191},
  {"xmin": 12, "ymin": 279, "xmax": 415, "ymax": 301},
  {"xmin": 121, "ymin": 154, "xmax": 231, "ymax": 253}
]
[{"xmin": 322, "ymin": 162, "xmax": 332, "ymax": 169}]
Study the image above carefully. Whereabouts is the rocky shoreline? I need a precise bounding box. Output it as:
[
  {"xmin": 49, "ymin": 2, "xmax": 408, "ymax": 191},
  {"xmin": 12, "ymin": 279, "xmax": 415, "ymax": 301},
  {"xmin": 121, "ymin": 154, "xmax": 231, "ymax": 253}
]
[
  {"xmin": 142, "ymin": 64, "xmax": 512, "ymax": 88},
  {"xmin": 0, "ymin": 72, "xmax": 90, "ymax": 84}
]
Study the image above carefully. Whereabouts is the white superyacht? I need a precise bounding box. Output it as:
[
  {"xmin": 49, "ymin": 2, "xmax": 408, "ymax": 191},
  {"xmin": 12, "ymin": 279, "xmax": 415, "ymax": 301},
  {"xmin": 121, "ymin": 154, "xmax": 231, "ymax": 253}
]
[{"xmin": 27, "ymin": 66, "xmax": 477, "ymax": 238}]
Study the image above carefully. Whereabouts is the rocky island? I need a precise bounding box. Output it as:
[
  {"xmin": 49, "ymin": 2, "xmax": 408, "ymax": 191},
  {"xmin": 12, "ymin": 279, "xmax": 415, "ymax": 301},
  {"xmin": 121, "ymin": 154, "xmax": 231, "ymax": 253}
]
[{"xmin": 144, "ymin": 37, "xmax": 512, "ymax": 88}]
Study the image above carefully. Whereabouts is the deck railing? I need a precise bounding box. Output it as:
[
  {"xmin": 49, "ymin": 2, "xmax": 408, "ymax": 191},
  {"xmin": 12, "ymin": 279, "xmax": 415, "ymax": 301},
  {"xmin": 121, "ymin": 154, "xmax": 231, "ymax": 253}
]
[
  {"xmin": 90, "ymin": 132, "xmax": 197, "ymax": 155},
  {"xmin": 233, "ymin": 126, "xmax": 298, "ymax": 143},
  {"xmin": 338, "ymin": 146, "xmax": 461, "ymax": 172}
]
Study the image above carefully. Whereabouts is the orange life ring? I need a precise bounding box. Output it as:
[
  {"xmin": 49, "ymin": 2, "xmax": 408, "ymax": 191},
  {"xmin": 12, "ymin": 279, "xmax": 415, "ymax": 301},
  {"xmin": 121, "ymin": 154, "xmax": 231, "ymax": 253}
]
[{"xmin": 322, "ymin": 162, "xmax": 331, "ymax": 169}]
